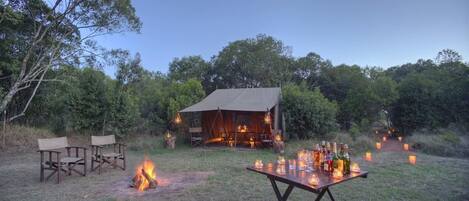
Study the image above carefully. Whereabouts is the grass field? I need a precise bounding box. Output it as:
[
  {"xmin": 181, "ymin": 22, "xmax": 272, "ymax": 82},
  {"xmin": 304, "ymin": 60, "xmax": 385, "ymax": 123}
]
[{"xmin": 0, "ymin": 138, "xmax": 468, "ymax": 201}]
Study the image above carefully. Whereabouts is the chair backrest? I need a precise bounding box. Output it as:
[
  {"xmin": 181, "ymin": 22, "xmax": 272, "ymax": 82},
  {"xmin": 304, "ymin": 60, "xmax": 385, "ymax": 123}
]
[
  {"xmin": 189, "ymin": 127, "xmax": 202, "ymax": 133},
  {"xmin": 91, "ymin": 135, "xmax": 116, "ymax": 146},
  {"xmin": 38, "ymin": 137, "xmax": 69, "ymax": 150}
]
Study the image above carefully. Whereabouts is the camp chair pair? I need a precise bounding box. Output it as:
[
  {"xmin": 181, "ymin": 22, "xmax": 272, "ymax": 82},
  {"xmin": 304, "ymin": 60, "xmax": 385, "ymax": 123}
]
[{"xmin": 38, "ymin": 135, "xmax": 126, "ymax": 183}]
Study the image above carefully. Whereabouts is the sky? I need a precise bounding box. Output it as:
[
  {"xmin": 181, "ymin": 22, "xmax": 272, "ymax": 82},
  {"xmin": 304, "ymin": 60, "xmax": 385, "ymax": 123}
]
[{"xmin": 95, "ymin": 0, "xmax": 469, "ymax": 75}]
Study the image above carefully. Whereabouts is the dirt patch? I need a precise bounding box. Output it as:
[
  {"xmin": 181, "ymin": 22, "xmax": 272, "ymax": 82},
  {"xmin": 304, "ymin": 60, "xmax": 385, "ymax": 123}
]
[{"xmin": 96, "ymin": 171, "xmax": 214, "ymax": 200}]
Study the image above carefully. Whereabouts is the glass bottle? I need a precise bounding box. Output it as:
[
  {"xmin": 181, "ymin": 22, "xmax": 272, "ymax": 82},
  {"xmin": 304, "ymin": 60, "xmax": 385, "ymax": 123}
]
[{"xmin": 343, "ymin": 144, "xmax": 351, "ymax": 175}]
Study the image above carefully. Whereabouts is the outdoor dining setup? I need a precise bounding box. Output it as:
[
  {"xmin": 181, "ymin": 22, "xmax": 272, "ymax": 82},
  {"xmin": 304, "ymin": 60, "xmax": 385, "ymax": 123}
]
[{"xmin": 248, "ymin": 141, "xmax": 368, "ymax": 201}]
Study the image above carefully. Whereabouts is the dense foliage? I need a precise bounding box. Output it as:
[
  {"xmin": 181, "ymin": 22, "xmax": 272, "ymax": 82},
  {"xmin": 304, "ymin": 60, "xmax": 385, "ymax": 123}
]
[{"xmin": 1, "ymin": 1, "xmax": 467, "ymax": 137}]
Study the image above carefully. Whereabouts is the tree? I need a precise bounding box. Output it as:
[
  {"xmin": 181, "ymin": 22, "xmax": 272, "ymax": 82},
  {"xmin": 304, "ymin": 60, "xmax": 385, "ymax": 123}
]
[
  {"xmin": 292, "ymin": 52, "xmax": 332, "ymax": 87},
  {"xmin": 209, "ymin": 34, "xmax": 294, "ymax": 92},
  {"xmin": 168, "ymin": 56, "xmax": 210, "ymax": 83},
  {"xmin": 435, "ymin": 49, "xmax": 462, "ymax": 64},
  {"xmin": 282, "ymin": 84, "xmax": 337, "ymax": 139},
  {"xmin": 0, "ymin": 0, "xmax": 141, "ymax": 122},
  {"xmin": 166, "ymin": 79, "xmax": 205, "ymax": 120}
]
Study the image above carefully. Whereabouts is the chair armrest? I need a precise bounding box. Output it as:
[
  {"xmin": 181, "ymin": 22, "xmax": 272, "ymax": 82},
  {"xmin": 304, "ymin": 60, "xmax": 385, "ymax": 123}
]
[{"xmin": 67, "ymin": 146, "xmax": 88, "ymax": 150}]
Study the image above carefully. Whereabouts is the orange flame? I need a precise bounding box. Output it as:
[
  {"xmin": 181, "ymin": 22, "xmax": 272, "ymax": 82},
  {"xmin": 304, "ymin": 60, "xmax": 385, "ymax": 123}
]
[{"xmin": 134, "ymin": 158, "xmax": 157, "ymax": 192}]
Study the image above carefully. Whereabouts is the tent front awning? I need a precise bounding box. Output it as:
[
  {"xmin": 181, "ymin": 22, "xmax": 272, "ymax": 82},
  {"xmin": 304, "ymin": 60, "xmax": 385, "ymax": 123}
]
[{"xmin": 180, "ymin": 87, "xmax": 281, "ymax": 113}]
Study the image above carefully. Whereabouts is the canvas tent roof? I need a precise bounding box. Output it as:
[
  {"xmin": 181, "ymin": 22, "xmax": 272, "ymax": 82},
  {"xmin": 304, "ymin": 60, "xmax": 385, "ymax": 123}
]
[{"xmin": 180, "ymin": 87, "xmax": 281, "ymax": 112}]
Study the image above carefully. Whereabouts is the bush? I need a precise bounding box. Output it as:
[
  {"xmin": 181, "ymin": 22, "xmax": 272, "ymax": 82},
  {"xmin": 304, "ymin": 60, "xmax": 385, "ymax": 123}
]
[
  {"xmin": 1, "ymin": 125, "xmax": 56, "ymax": 151},
  {"xmin": 408, "ymin": 128, "xmax": 469, "ymax": 158},
  {"xmin": 282, "ymin": 84, "xmax": 338, "ymax": 139}
]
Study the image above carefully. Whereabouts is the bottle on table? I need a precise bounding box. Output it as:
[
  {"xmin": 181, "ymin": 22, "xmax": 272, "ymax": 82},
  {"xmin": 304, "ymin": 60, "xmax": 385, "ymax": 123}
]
[{"xmin": 343, "ymin": 144, "xmax": 351, "ymax": 175}]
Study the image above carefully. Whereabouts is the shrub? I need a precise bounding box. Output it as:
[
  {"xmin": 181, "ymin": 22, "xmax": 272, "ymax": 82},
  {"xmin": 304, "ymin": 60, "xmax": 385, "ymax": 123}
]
[
  {"xmin": 282, "ymin": 84, "xmax": 338, "ymax": 139},
  {"xmin": 408, "ymin": 129, "xmax": 469, "ymax": 158}
]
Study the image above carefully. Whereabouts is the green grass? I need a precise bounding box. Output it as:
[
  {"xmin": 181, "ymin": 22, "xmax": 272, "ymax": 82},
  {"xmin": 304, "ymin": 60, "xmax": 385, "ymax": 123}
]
[{"xmin": 0, "ymin": 137, "xmax": 468, "ymax": 201}]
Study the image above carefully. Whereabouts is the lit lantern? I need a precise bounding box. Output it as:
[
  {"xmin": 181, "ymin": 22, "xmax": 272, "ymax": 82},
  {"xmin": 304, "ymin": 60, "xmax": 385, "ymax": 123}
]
[
  {"xmin": 308, "ymin": 174, "xmax": 319, "ymax": 186},
  {"xmin": 375, "ymin": 130, "xmax": 378, "ymax": 134},
  {"xmin": 249, "ymin": 137, "xmax": 255, "ymax": 149},
  {"xmin": 297, "ymin": 150, "xmax": 306, "ymax": 161},
  {"xmin": 276, "ymin": 165, "xmax": 286, "ymax": 175},
  {"xmin": 165, "ymin": 131, "xmax": 172, "ymax": 139},
  {"xmin": 332, "ymin": 168, "xmax": 343, "ymax": 179},
  {"xmin": 409, "ymin": 155, "xmax": 416, "ymax": 165},
  {"xmin": 350, "ymin": 162, "xmax": 361, "ymax": 173},
  {"xmin": 382, "ymin": 136, "xmax": 387, "ymax": 142},
  {"xmin": 277, "ymin": 156, "xmax": 286, "ymax": 165},
  {"xmin": 267, "ymin": 162, "xmax": 274, "ymax": 170},
  {"xmin": 388, "ymin": 130, "xmax": 391, "ymax": 134},
  {"xmin": 403, "ymin": 143, "xmax": 409, "ymax": 151},
  {"xmin": 398, "ymin": 136, "xmax": 403, "ymax": 142},
  {"xmin": 254, "ymin": 160, "xmax": 263, "ymax": 169},
  {"xmin": 275, "ymin": 134, "xmax": 282, "ymax": 142},
  {"xmin": 365, "ymin": 152, "xmax": 372, "ymax": 161},
  {"xmin": 228, "ymin": 138, "xmax": 235, "ymax": 147},
  {"xmin": 297, "ymin": 160, "xmax": 306, "ymax": 171},
  {"xmin": 264, "ymin": 110, "xmax": 272, "ymax": 124},
  {"xmin": 376, "ymin": 142, "xmax": 382, "ymax": 150},
  {"xmin": 174, "ymin": 113, "xmax": 182, "ymax": 124}
]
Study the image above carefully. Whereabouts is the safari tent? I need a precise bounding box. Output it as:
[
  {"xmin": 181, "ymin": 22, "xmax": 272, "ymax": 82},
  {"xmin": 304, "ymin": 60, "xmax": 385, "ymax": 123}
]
[{"xmin": 179, "ymin": 87, "xmax": 284, "ymax": 147}]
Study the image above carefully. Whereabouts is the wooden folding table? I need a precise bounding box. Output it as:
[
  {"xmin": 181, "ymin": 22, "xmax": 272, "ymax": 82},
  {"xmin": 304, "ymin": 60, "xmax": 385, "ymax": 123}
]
[{"xmin": 247, "ymin": 164, "xmax": 368, "ymax": 201}]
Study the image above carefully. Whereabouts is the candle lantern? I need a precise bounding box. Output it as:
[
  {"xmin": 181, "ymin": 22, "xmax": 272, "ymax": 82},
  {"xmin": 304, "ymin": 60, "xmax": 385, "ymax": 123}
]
[
  {"xmin": 365, "ymin": 152, "xmax": 372, "ymax": 161},
  {"xmin": 249, "ymin": 137, "xmax": 255, "ymax": 149},
  {"xmin": 375, "ymin": 130, "xmax": 378, "ymax": 134},
  {"xmin": 276, "ymin": 165, "xmax": 286, "ymax": 175},
  {"xmin": 403, "ymin": 143, "xmax": 409, "ymax": 151},
  {"xmin": 275, "ymin": 134, "xmax": 282, "ymax": 142},
  {"xmin": 264, "ymin": 110, "xmax": 272, "ymax": 124},
  {"xmin": 332, "ymin": 168, "xmax": 343, "ymax": 179},
  {"xmin": 297, "ymin": 160, "xmax": 306, "ymax": 171},
  {"xmin": 350, "ymin": 162, "xmax": 361, "ymax": 173},
  {"xmin": 228, "ymin": 138, "xmax": 235, "ymax": 147},
  {"xmin": 308, "ymin": 174, "xmax": 319, "ymax": 186},
  {"xmin": 376, "ymin": 142, "xmax": 382, "ymax": 150},
  {"xmin": 277, "ymin": 155, "xmax": 286, "ymax": 165},
  {"xmin": 254, "ymin": 160, "xmax": 263, "ymax": 169},
  {"xmin": 288, "ymin": 159, "xmax": 296, "ymax": 170},
  {"xmin": 409, "ymin": 155, "xmax": 416, "ymax": 165},
  {"xmin": 382, "ymin": 136, "xmax": 387, "ymax": 142},
  {"xmin": 398, "ymin": 136, "xmax": 403, "ymax": 142}
]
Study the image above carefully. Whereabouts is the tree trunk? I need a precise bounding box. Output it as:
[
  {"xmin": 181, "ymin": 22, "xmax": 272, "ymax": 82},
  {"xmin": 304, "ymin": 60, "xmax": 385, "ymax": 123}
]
[
  {"xmin": 2, "ymin": 110, "xmax": 6, "ymax": 149},
  {"xmin": 0, "ymin": 81, "xmax": 21, "ymax": 114}
]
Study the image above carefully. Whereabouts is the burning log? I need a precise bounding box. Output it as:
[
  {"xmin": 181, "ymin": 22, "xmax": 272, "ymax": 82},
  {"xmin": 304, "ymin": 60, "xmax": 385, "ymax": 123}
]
[{"xmin": 130, "ymin": 159, "xmax": 158, "ymax": 191}]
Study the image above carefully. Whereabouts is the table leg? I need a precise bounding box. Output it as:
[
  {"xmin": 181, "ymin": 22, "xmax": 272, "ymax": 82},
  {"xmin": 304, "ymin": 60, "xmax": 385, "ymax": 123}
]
[
  {"xmin": 314, "ymin": 189, "xmax": 327, "ymax": 201},
  {"xmin": 268, "ymin": 176, "xmax": 294, "ymax": 201},
  {"xmin": 326, "ymin": 188, "xmax": 335, "ymax": 201}
]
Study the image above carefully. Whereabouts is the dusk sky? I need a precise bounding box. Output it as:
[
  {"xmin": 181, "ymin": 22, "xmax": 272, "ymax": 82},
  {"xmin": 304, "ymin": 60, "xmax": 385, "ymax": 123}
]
[{"xmin": 95, "ymin": 0, "xmax": 469, "ymax": 75}]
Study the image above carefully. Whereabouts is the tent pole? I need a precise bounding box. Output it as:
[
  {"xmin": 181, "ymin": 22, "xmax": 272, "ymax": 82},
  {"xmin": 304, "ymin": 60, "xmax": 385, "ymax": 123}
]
[
  {"xmin": 209, "ymin": 109, "xmax": 220, "ymax": 141},
  {"xmin": 274, "ymin": 103, "xmax": 279, "ymax": 134},
  {"xmin": 219, "ymin": 109, "xmax": 229, "ymax": 146}
]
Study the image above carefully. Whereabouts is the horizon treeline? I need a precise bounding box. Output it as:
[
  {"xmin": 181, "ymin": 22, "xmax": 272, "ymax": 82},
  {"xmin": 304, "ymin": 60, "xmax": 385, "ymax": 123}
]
[{"xmin": 3, "ymin": 34, "xmax": 469, "ymax": 138}]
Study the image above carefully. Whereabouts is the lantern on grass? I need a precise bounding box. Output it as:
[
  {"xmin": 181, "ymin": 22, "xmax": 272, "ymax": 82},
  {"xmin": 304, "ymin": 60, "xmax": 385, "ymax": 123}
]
[
  {"xmin": 275, "ymin": 133, "xmax": 282, "ymax": 142},
  {"xmin": 382, "ymin": 136, "xmax": 387, "ymax": 142},
  {"xmin": 375, "ymin": 130, "xmax": 378, "ymax": 135},
  {"xmin": 376, "ymin": 142, "xmax": 382, "ymax": 150},
  {"xmin": 254, "ymin": 160, "xmax": 263, "ymax": 169},
  {"xmin": 350, "ymin": 162, "xmax": 361, "ymax": 173},
  {"xmin": 365, "ymin": 152, "xmax": 372, "ymax": 161},
  {"xmin": 228, "ymin": 138, "xmax": 235, "ymax": 147},
  {"xmin": 264, "ymin": 109, "xmax": 272, "ymax": 124},
  {"xmin": 174, "ymin": 113, "xmax": 182, "ymax": 124},
  {"xmin": 308, "ymin": 174, "xmax": 319, "ymax": 186},
  {"xmin": 398, "ymin": 136, "xmax": 403, "ymax": 142},
  {"xmin": 403, "ymin": 143, "xmax": 409, "ymax": 151},
  {"xmin": 409, "ymin": 155, "xmax": 416, "ymax": 165}
]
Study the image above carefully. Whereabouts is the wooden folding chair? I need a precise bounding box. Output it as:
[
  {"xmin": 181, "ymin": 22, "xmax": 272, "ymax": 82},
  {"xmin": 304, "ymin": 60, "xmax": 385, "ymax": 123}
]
[
  {"xmin": 90, "ymin": 135, "xmax": 126, "ymax": 174},
  {"xmin": 38, "ymin": 137, "xmax": 87, "ymax": 184},
  {"xmin": 189, "ymin": 127, "xmax": 203, "ymax": 147}
]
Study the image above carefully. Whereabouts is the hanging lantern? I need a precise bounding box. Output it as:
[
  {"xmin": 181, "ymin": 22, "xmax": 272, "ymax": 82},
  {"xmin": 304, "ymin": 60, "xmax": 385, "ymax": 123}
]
[
  {"xmin": 409, "ymin": 155, "xmax": 416, "ymax": 165},
  {"xmin": 308, "ymin": 174, "xmax": 319, "ymax": 186},
  {"xmin": 174, "ymin": 113, "xmax": 182, "ymax": 124},
  {"xmin": 403, "ymin": 143, "xmax": 409, "ymax": 151},
  {"xmin": 264, "ymin": 110, "xmax": 272, "ymax": 124},
  {"xmin": 376, "ymin": 142, "xmax": 382, "ymax": 150},
  {"xmin": 365, "ymin": 152, "xmax": 372, "ymax": 161}
]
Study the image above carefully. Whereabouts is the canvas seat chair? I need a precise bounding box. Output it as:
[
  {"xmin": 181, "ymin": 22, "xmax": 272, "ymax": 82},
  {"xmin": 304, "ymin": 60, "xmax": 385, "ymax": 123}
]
[
  {"xmin": 38, "ymin": 137, "xmax": 87, "ymax": 183},
  {"xmin": 90, "ymin": 135, "xmax": 126, "ymax": 174}
]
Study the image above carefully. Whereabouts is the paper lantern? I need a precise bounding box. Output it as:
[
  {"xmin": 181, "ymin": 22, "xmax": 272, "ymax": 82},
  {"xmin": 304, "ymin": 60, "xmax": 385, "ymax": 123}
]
[
  {"xmin": 351, "ymin": 162, "xmax": 361, "ymax": 173},
  {"xmin": 365, "ymin": 152, "xmax": 372, "ymax": 161},
  {"xmin": 409, "ymin": 155, "xmax": 416, "ymax": 165},
  {"xmin": 254, "ymin": 160, "xmax": 263, "ymax": 169},
  {"xmin": 308, "ymin": 174, "xmax": 319, "ymax": 186},
  {"xmin": 403, "ymin": 143, "xmax": 409, "ymax": 151},
  {"xmin": 398, "ymin": 136, "xmax": 403, "ymax": 141},
  {"xmin": 382, "ymin": 136, "xmax": 387, "ymax": 142},
  {"xmin": 376, "ymin": 142, "xmax": 382, "ymax": 150}
]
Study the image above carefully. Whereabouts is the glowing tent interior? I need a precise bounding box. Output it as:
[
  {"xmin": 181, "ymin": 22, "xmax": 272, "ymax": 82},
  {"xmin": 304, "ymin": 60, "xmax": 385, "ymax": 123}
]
[{"xmin": 179, "ymin": 87, "xmax": 284, "ymax": 147}]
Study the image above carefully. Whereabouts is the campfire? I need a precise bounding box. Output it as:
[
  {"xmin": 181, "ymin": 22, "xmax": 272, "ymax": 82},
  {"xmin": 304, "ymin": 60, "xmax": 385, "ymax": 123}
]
[{"xmin": 130, "ymin": 158, "xmax": 158, "ymax": 192}]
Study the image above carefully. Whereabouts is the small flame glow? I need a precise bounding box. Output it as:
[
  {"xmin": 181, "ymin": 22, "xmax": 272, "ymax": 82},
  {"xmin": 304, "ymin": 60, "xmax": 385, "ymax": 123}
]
[{"xmin": 134, "ymin": 158, "xmax": 157, "ymax": 192}]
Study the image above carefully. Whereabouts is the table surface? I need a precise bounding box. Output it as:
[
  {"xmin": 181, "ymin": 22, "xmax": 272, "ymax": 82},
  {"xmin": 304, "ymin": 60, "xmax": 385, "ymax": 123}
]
[{"xmin": 247, "ymin": 163, "xmax": 368, "ymax": 192}]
